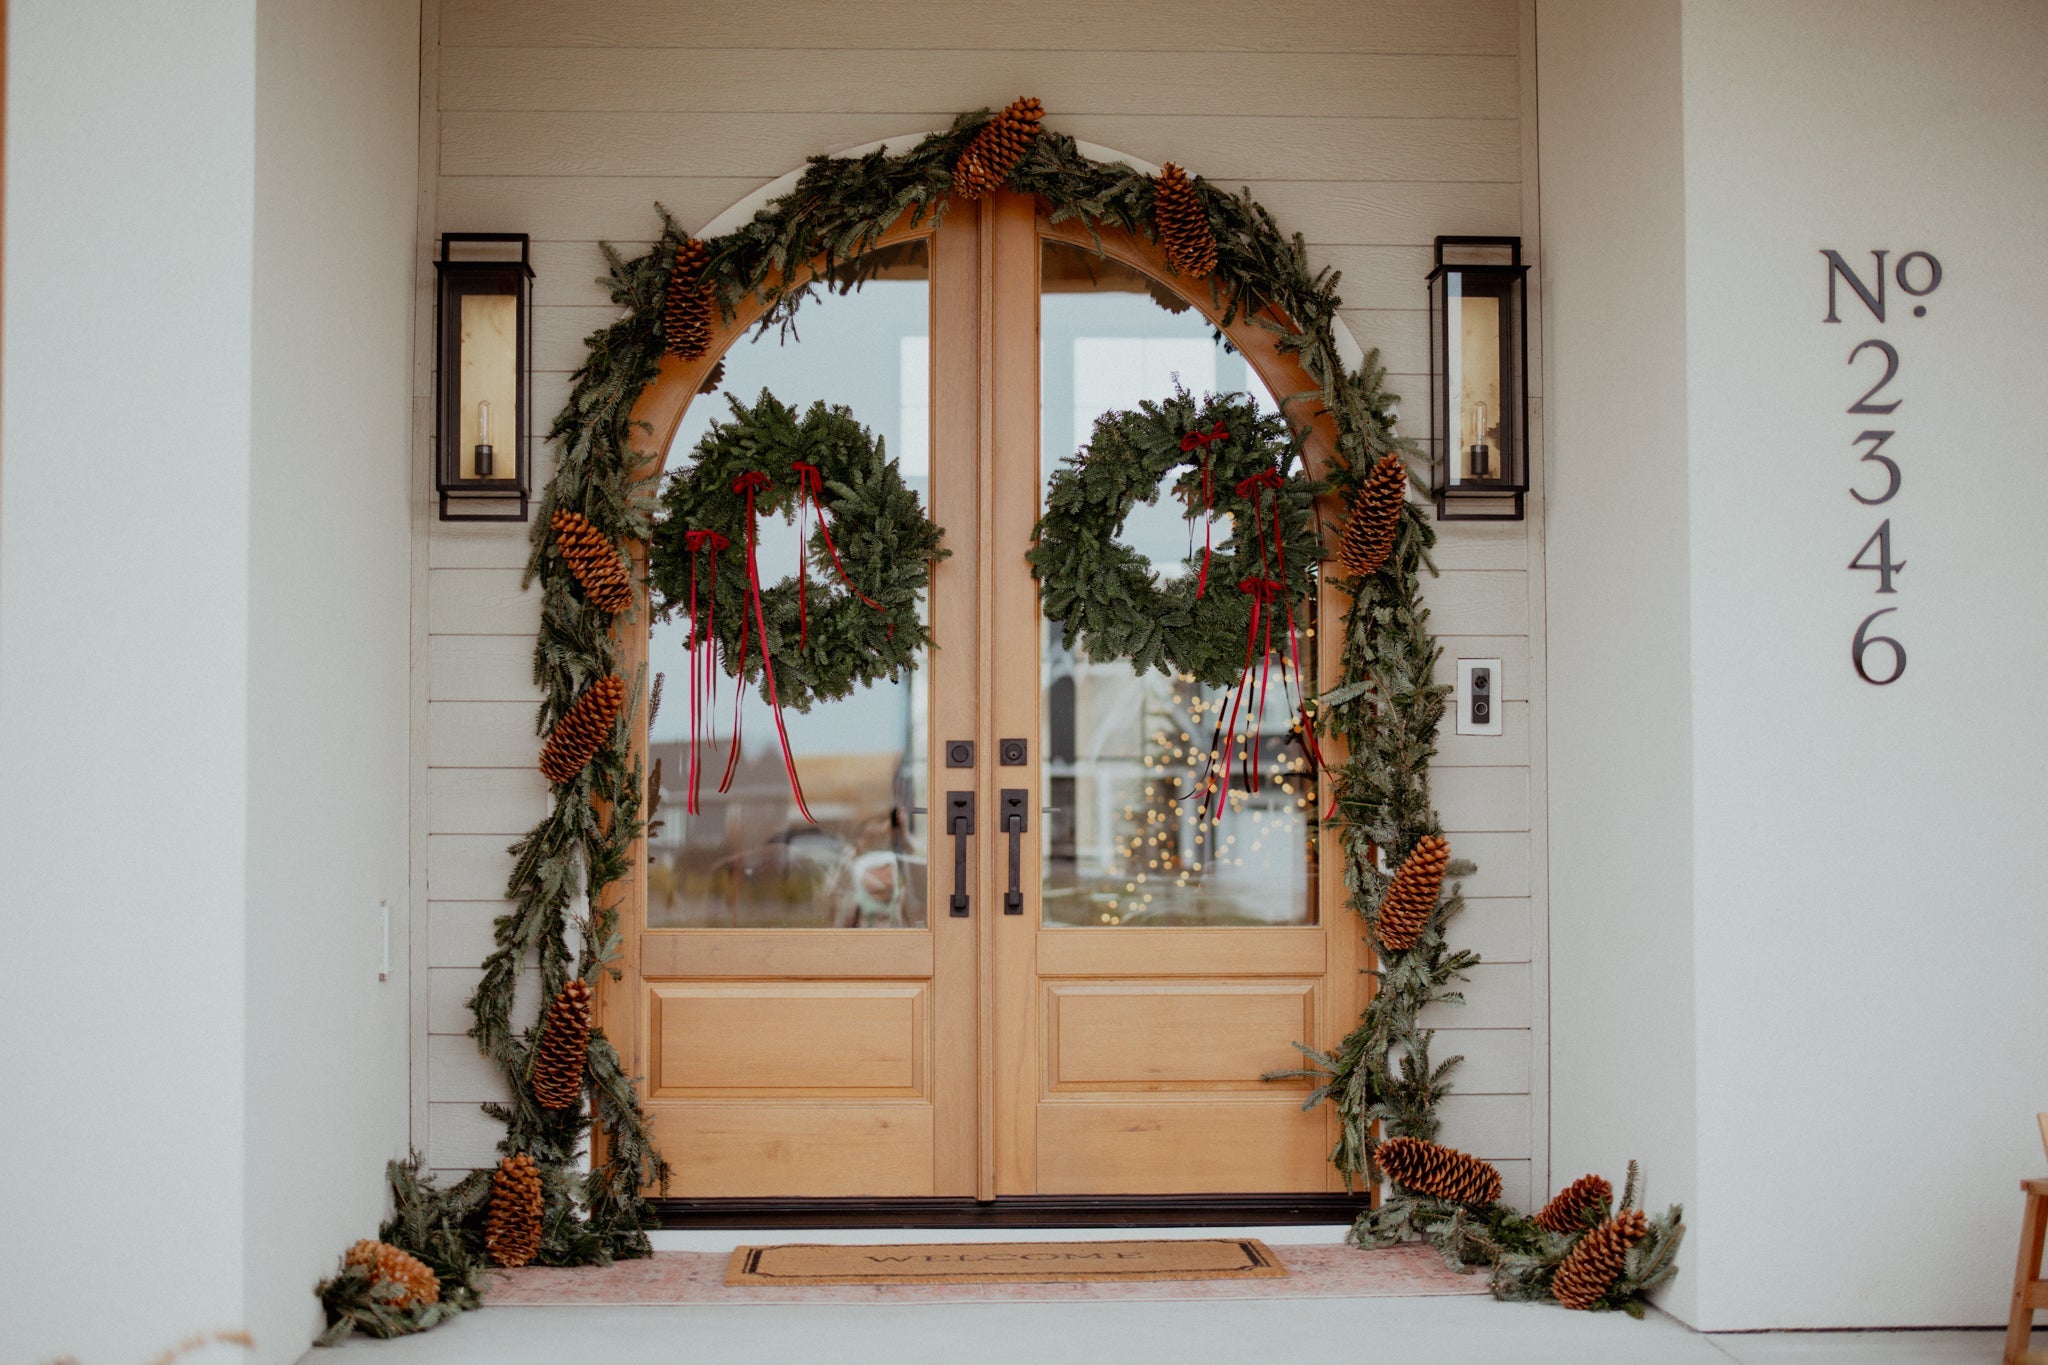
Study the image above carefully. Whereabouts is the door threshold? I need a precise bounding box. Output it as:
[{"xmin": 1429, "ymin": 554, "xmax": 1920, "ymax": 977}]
[
  {"xmin": 651, "ymin": 1194, "xmax": 1367, "ymax": 1230},
  {"xmin": 649, "ymin": 1221, "xmax": 1355, "ymax": 1252}
]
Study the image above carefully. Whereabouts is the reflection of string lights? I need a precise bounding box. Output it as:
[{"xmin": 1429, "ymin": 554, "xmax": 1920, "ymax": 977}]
[{"xmin": 1100, "ymin": 669, "xmax": 1318, "ymax": 925}]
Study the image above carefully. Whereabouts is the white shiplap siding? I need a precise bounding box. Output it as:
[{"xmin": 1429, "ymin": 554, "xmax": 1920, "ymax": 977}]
[{"xmin": 412, "ymin": 0, "xmax": 1548, "ymax": 1200}]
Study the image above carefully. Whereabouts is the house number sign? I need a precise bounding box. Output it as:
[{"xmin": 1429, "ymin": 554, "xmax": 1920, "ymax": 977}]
[{"xmin": 1822, "ymin": 248, "xmax": 1942, "ymax": 685}]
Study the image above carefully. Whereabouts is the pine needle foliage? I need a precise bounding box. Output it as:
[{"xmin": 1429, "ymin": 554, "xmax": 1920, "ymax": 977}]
[{"xmin": 316, "ymin": 1157, "xmax": 489, "ymax": 1344}]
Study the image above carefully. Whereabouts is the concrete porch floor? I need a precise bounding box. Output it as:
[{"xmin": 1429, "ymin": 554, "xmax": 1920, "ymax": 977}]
[{"xmin": 310, "ymin": 1298, "xmax": 2007, "ymax": 1363}]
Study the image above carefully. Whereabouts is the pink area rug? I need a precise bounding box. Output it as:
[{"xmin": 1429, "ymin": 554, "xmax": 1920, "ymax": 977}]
[{"xmin": 486, "ymin": 1242, "xmax": 1487, "ymax": 1306}]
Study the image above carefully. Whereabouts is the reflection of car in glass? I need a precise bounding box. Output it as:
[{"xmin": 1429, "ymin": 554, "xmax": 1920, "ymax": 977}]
[
  {"xmin": 706, "ymin": 826, "xmax": 851, "ymax": 923},
  {"xmin": 706, "ymin": 824, "xmax": 929, "ymax": 928}
]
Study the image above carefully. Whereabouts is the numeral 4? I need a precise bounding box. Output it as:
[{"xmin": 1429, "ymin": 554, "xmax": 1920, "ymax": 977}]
[{"xmin": 1848, "ymin": 520, "xmax": 1905, "ymax": 593}]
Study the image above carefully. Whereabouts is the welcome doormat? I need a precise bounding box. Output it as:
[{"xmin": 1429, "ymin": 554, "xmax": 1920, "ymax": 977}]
[{"xmin": 725, "ymin": 1238, "xmax": 1289, "ymax": 1286}]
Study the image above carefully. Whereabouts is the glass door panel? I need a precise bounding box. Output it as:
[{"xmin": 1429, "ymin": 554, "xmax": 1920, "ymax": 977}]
[
  {"xmin": 647, "ymin": 241, "xmax": 932, "ymax": 928},
  {"xmin": 1037, "ymin": 240, "xmax": 1317, "ymax": 928}
]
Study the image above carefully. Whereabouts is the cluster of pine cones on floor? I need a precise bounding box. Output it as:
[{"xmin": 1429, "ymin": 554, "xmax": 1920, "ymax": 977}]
[{"xmin": 1379, "ymin": 1136, "xmax": 1660, "ymax": 1311}]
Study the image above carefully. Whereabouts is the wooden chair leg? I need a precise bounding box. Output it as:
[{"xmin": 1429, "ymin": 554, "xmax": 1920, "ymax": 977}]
[{"xmin": 2009, "ymin": 1190, "xmax": 2048, "ymax": 1365}]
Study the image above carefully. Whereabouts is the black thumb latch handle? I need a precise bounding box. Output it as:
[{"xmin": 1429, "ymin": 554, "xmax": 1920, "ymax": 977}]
[
  {"xmin": 947, "ymin": 791, "xmax": 975, "ymax": 917},
  {"xmin": 1001, "ymin": 789, "xmax": 1028, "ymax": 914}
]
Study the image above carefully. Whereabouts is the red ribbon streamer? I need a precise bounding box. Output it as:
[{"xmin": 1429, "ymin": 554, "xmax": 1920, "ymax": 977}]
[
  {"xmin": 1216, "ymin": 575, "xmax": 1283, "ymax": 822},
  {"xmin": 790, "ymin": 461, "xmax": 894, "ymax": 639},
  {"xmin": 1180, "ymin": 420, "xmax": 1229, "ymax": 599},
  {"xmin": 1186, "ymin": 467, "xmax": 1326, "ymax": 827},
  {"xmin": 681, "ymin": 528, "xmax": 729, "ymax": 815},
  {"xmin": 725, "ymin": 471, "xmax": 815, "ymax": 824}
]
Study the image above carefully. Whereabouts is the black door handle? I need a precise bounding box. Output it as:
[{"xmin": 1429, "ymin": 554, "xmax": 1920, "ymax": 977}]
[
  {"xmin": 947, "ymin": 791, "xmax": 975, "ymax": 917},
  {"xmin": 1001, "ymin": 788, "xmax": 1028, "ymax": 914}
]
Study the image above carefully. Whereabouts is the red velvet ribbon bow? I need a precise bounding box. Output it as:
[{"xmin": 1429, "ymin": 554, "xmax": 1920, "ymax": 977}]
[
  {"xmin": 789, "ymin": 461, "xmax": 892, "ymax": 646},
  {"xmin": 681, "ymin": 529, "xmax": 730, "ymax": 815},
  {"xmin": 1180, "ymin": 421, "xmax": 1229, "ymax": 599},
  {"xmin": 723, "ymin": 471, "xmax": 814, "ymax": 824}
]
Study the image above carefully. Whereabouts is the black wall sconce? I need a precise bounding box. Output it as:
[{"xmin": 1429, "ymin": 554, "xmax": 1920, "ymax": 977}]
[
  {"xmin": 434, "ymin": 233, "xmax": 534, "ymax": 521},
  {"xmin": 1427, "ymin": 236, "xmax": 1529, "ymax": 521}
]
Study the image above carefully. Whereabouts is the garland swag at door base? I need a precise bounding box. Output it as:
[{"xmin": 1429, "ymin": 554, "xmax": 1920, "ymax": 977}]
[{"xmin": 318, "ymin": 99, "xmax": 1679, "ymax": 1342}]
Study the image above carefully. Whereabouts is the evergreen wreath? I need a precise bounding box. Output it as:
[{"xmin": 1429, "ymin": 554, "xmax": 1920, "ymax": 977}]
[
  {"xmin": 325, "ymin": 99, "xmax": 1678, "ymax": 1339},
  {"xmin": 1029, "ymin": 386, "xmax": 1321, "ymax": 689},
  {"xmin": 648, "ymin": 389, "xmax": 946, "ymax": 712}
]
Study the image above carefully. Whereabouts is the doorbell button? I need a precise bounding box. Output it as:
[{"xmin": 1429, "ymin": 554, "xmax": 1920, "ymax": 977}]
[{"xmin": 1455, "ymin": 659, "xmax": 1504, "ymax": 737}]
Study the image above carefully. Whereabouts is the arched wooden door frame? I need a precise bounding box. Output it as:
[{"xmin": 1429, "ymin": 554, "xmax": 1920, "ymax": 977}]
[{"xmin": 598, "ymin": 188, "xmax": 1360, "ymax": 1200}]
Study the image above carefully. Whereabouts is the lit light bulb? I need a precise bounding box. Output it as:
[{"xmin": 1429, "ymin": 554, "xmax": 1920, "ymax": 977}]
[
  {"xmin": 1466, "ymin": 399, "xmax": 1493, "ymax": 480},
  {"xmin": 474, "ymin": 399, "xmax": 496, "ymax": 478}
]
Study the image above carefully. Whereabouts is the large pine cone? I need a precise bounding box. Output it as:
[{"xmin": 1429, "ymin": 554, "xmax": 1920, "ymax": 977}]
[
  {"xmin": 1551, "ymin": 1208, "xmax": 1649, "ymax": 1310},
  {"xmin": 1153, "ymin": 163, "xmax": 1217, "ymax": 279},
  {"xmin": 662, "ymin": 237, "xmax": 715, "ymax": 360},
  {"xmin": 530, "ymin": 979, "xmax": 593, "ymax": 1110},
  {"xmin": 538, "ymin": 675, "xmax": 627, "ymax": 784},
  {"xmin": 550, "ymin": 509, "xmax": 633, "ymax": 614},
  {"xmin": 1377, "ymin": 1135, "xmax": 1504, "ymax": 1206},
  {"xmin": 951, "ymin": 96, "xmax": 1044, "ymax": 199},
  {"xmin": 485, "ymin": 1153, "xmax": 544, "ymax": 1268},
  {"xmin": 1338, "ymin": 453, "xmax": 1408, "ymax": 579},
  {"xmin": 1375, "ymin": 835, "xmax": 1449, "ymax": 950},
  {"xmin": 343, "ymin": 1239, "xmax": 440, "ymax": 1309},
  {"xmin": 1535, "ymin": 1173, "xmax": 1614, "ymax": 1234}
]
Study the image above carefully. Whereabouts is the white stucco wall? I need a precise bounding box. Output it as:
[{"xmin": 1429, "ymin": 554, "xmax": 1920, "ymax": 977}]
[
  {"xmin": 0, "ymin": 3, "xmax": 420, "ymax": 1360},
  {"xmin": 1679, "ymin": 0, "xmax": 2048, "ymax": 1330},
  {"xmin": 1541, "ymin": 0, "xmax": 2048, "ymax": 1331},
  {"xmin": 0, "ymin": 3, "xmax": 258, "ymax": 1358},
  {"xmin": 245, "ymin": 0, "xmax": 421, "ymax": 1357},
  {"xmin": 1536, "ymin": 0, "xmax": 1701, "ymax": 1328}
]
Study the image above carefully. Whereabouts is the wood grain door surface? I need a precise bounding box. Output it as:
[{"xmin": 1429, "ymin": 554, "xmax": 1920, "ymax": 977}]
[{"xmin": 605, "ymin": 193, "xmax": 1361, "ymax": 1202}]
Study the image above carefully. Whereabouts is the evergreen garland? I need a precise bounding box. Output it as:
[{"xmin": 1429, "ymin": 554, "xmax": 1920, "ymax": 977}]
[
  {"xmin": 327, "ymin": 99, "xmax": 1678, "ymax": 1335},
  {"xmin": 316, "ymin": 1157, "xmax": 488, "ymax": 1343}
]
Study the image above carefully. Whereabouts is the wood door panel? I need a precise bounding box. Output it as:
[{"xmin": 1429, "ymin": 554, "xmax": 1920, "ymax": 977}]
[
  {"xmin": 1045, "ymin": 981, "xmax": 1318, "ymax": 1092},
  {"xmin": 652, "ymin": 1103, "xmax": 936, "ymax": 1198},
  {"xmin": 1035, "ymin": 1100, "xmax": 1332, "ymax": 1194},
  {"xmin": 649, "ymin": 983, "xmax": 926, "ymax": 1098}
]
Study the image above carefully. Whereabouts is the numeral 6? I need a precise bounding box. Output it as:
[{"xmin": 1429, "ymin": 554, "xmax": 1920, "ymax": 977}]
[{"xmin": 1852, "ymin": 608, "xmax": 1906, "ymax": 686}]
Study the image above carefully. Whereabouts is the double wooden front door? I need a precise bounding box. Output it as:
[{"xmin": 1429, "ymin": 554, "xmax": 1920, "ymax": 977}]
[{"xmin": 609, "ymin": 192, "xmax": 1360, "ymax": 1202}]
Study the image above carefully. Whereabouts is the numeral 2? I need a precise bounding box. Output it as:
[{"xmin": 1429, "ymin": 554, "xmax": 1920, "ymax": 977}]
[{"xmin": 1847, "ymin": 339, "xmax": 1901, "ymax": 414}]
